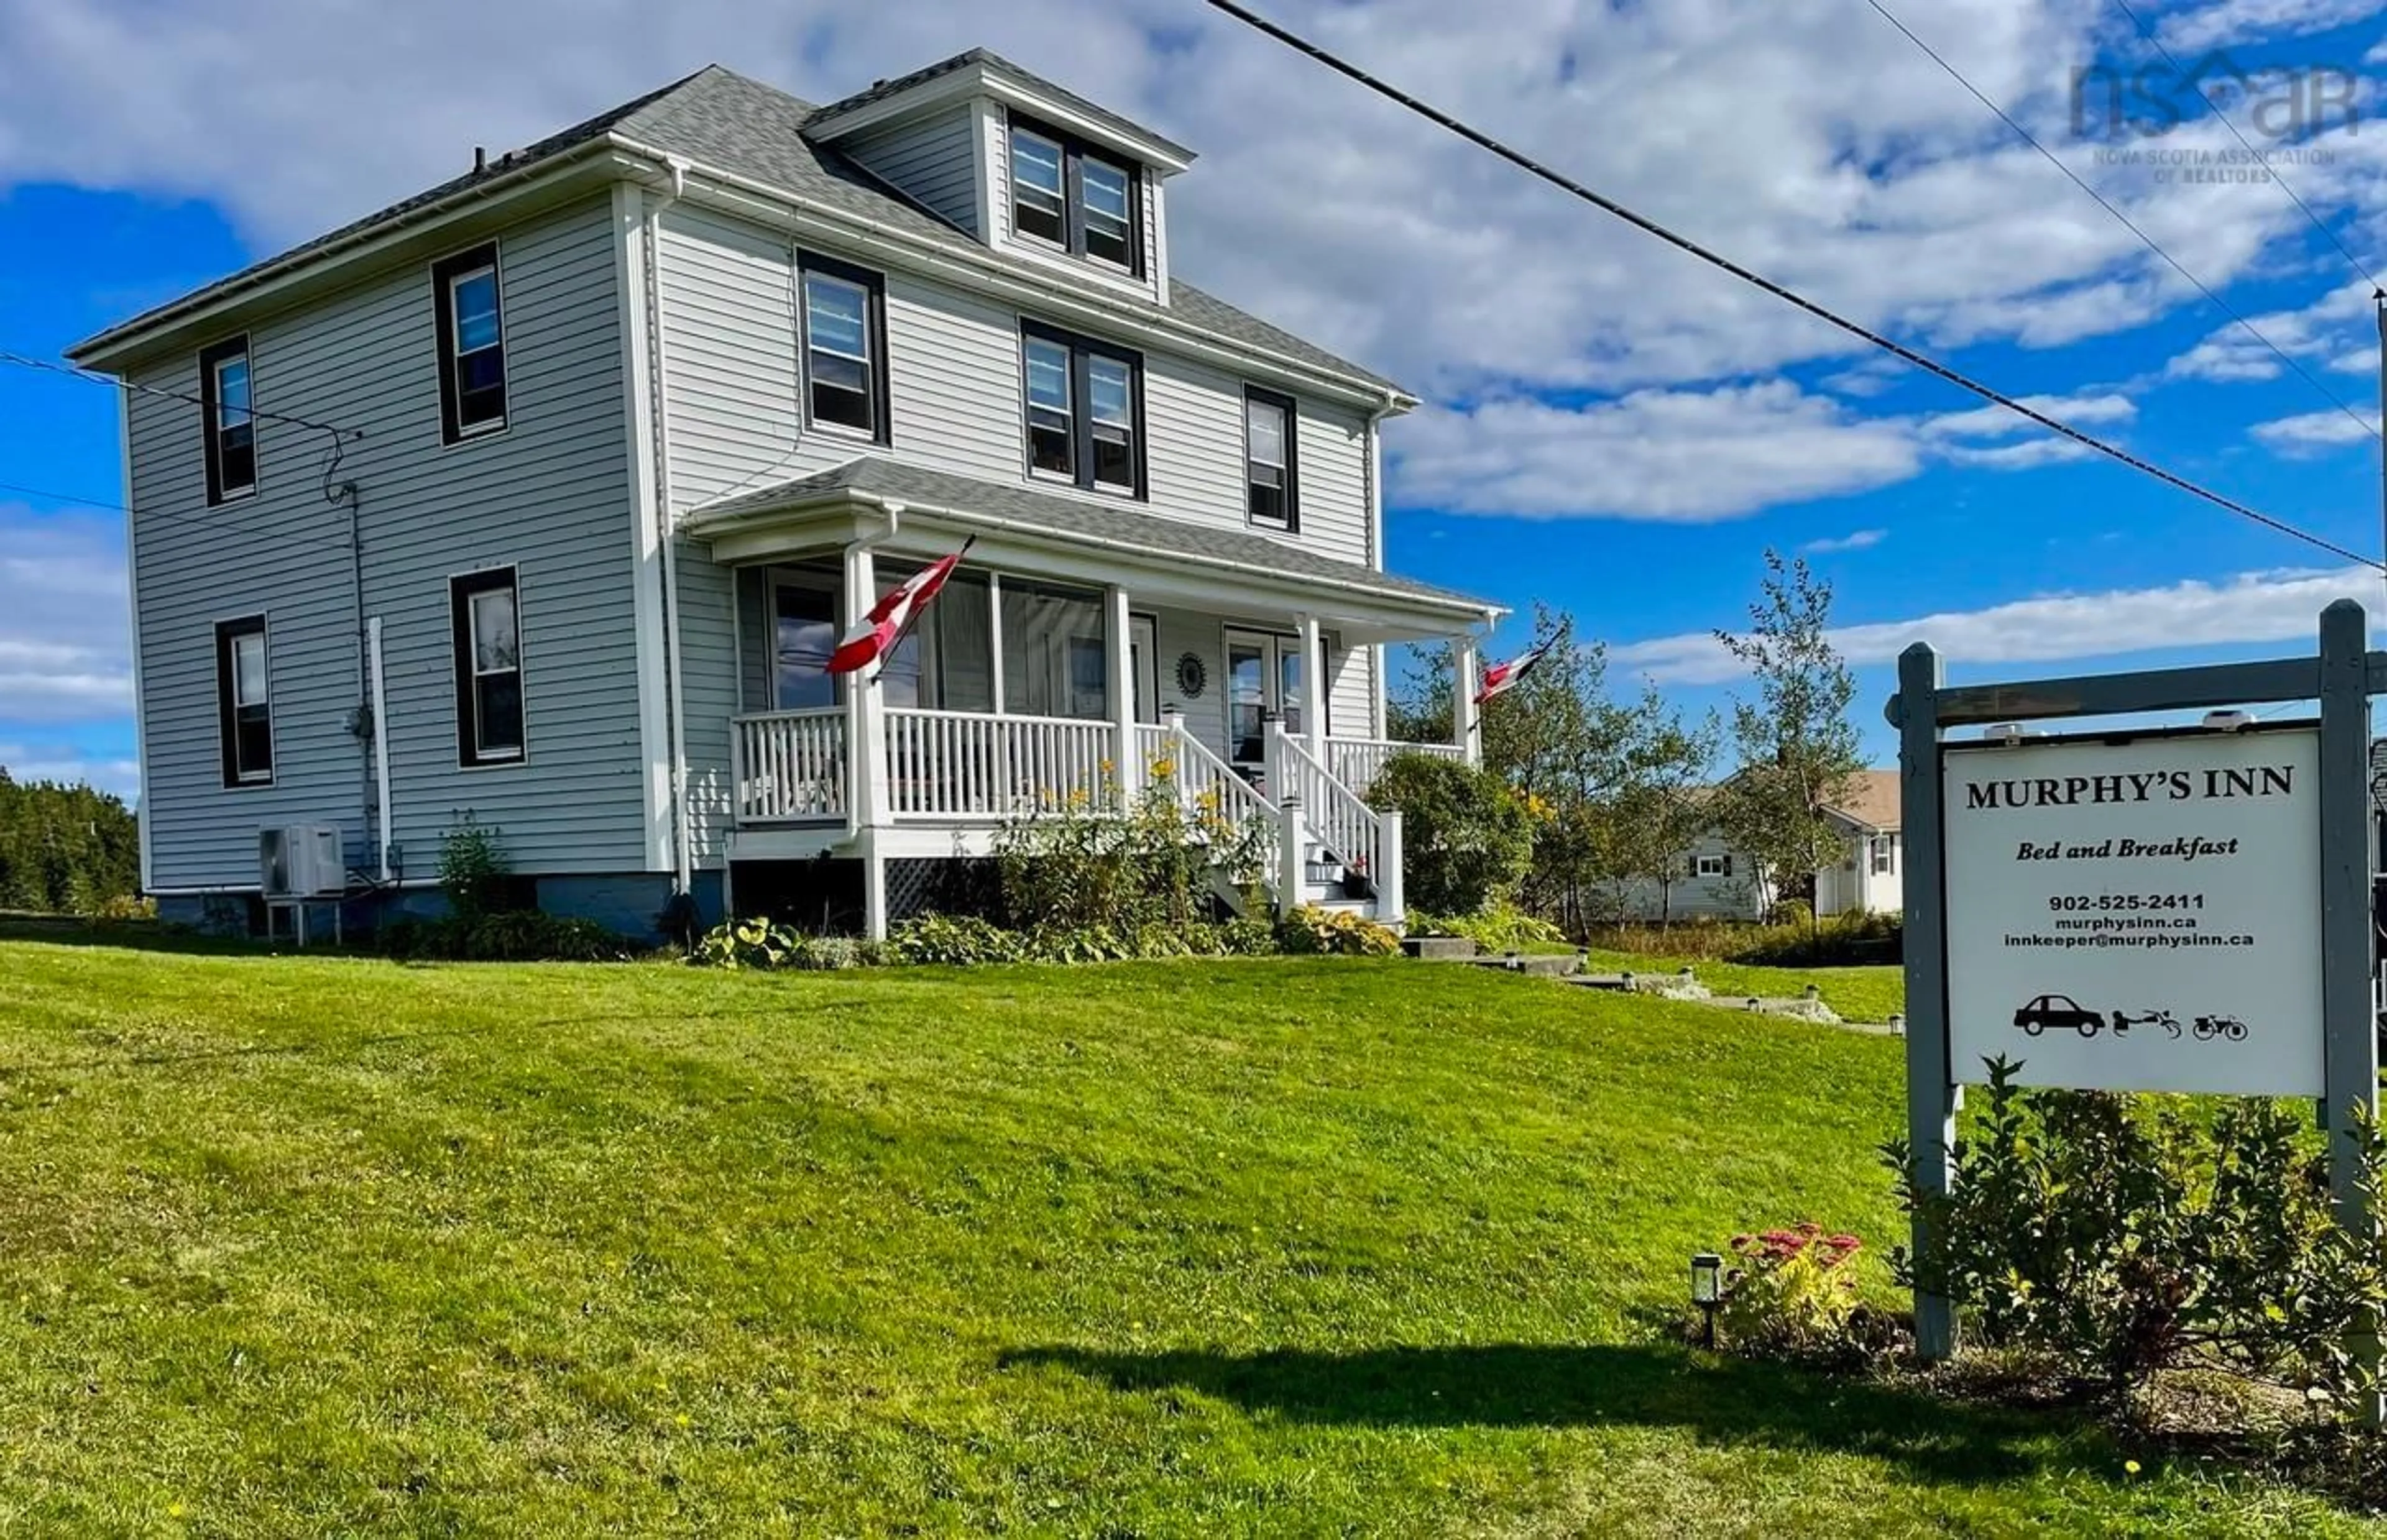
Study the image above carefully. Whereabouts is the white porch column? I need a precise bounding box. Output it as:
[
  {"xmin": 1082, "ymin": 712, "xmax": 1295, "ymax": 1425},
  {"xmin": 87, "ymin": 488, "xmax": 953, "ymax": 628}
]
[
  {"xmin": 1160, "ymin": 705, "xmax": 1192, "ymax": 810},
  {"xmin": 1376, "ymin": 810, "xmax": 1405, "ymax": 928},
  {"xmin": 843, "ymin": 541, "xmax": 891, "ymax": 837},
  {"xmin": 1106, "ymin": 583, "xmax": 1139, "ymax": 804},
  {"xmin": 1452, "ymin": 633, "xmax": 1482, "ymax": 767},
  {"xmin": 1297, "ymin": 613, "xmax": 1327, "ymax": 765}
]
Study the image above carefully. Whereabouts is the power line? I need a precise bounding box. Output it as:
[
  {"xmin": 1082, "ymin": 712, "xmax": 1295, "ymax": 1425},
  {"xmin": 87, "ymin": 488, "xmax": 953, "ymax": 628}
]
[
  {"xmin": 0, "ymin": 476, "xmax": 364, "ymax": 560},
  {"xmin": 0, "ymin": 350, "xmax": 366, "ymax": 440},
  {"xmin": 2108, "ymin": 0, "xmax": 2381, "ymax": 295},
  {"xmin": 1864, "ymin": 0, "xmax": 2376, "ymax": 442},
  {"xmin": 1199, "ymin": 0, "xmax": 2384, "ymax": 573}
]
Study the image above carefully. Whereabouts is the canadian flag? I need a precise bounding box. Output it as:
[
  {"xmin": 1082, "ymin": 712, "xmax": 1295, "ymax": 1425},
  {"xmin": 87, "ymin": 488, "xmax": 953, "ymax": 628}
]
[
  {"xmin": 1473, "ymin": 635, "xmax": 1555, "ymax": 705},
  {"xmin": 827, "ymin": 536, "xmax": 977, "ymax": 676}
]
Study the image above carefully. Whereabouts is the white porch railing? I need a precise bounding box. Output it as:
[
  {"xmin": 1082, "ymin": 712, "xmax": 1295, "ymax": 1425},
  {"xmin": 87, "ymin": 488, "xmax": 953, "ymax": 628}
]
[
  {"xmin": 885, "ymin": 707, "xmax": 1113, "ymax": 818},
  {"xmin": 1327, "ymin": 736, "xmax": 1466, "ymax": 794},
  {"xmin": 1267, "ymin": 723, "xmax": 1405, "ymax": 922},
  {"xmin": 734, "ymin": 708, "xmax": 848, "ymax": 822}
]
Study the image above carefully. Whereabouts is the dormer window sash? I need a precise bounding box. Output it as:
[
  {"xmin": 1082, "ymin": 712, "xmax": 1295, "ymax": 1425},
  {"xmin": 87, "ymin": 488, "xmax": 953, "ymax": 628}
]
[{"xmin": 1008, "ymin": 112, "xmax": 1143, "ymax": 277}]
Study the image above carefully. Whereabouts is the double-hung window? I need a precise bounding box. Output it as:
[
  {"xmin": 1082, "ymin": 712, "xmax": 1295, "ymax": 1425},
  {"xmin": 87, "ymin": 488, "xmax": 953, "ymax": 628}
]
[
  {"xmin": 433, "ymin": 243, "xmax": 507, "ymax": 442},
  {"xmin": 200, "ymin": 337, "xmax": 255, "ymax": 503},
  {"xmin": 1870, "ymin": 835, "xmax": 1897, "ymax": 875},
  {"xmin": 1008, "ymin": 115, "xmax": 1142, "ymax": 274},
  {"xmin": 1695, "ymin": 853, "xmax": 1732, "ymax": 879},
  {"xmin": 798, "ymin": 253, "xmax": 888, "ymax": 441},
  {"xmin": 1244, "ymin": 387, "xmax": 1297, "ymax": 528},
  {"xmin": 1021, "ymin": 323, "xmax": 1142, "ymax": 496},
  {"xmin": 214, "ymin": 616, "xmax": 272, "ymax": 786},
  {"xmin": 451, "ymin": 568, "xmax": 524, "ymax": 765}
]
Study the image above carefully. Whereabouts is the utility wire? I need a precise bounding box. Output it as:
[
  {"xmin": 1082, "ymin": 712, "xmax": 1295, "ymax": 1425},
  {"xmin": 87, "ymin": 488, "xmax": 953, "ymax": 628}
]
[
  {"xmin": 0, "ymin": 476, "xmax": 366, "ymax": 559},
  {"xmin": 1864, "ymin": 0, "xmax": 2376, "ymax": 441},
  {"xmin": 2108, "ymin": 0, "xmax": 2381, "ymax": 295},
  {"xmin": 0, "ymin": 350, "xmax": 366, "ymax": 440},
  {"xmin": 1199, "ymin": 0, "xmax": 2383, "ymax": 573}
]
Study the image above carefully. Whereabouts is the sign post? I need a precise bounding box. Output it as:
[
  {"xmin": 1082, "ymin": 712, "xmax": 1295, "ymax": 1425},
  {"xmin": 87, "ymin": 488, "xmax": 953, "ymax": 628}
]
[{"xmin": 1891, "ymin": 600, "xmax": 2380, "ymax": 1382}]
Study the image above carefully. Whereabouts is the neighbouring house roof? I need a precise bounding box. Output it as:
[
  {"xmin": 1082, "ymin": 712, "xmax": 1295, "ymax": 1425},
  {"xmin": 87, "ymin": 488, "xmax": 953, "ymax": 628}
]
[
  {"xmin": 69, "ymin": 65, "xmax": 1404, "ymax": 401},
  {"xmin": 685, "ymin": 456, "xmax": 1497, "ymax": 615},
  {"xmin": 804, "ymin": 47, "xmax": 1197, "ymax": 165},
  {"xmin": 1824, "ymin": 769, "xmax": 1902, "ymax": 833}
]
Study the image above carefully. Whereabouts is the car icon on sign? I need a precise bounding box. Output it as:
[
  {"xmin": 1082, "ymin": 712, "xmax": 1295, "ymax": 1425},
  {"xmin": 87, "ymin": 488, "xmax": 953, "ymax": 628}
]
[{"xmin": 2014, "ymin": 994, "xmax": 2108, "ymax": 1037}]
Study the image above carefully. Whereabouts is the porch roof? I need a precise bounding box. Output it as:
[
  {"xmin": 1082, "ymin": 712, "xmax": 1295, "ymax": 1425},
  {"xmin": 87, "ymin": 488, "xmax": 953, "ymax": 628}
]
[{"xmin": 684, "ymin": 457, "xmax": 1504, "ymax": 623}]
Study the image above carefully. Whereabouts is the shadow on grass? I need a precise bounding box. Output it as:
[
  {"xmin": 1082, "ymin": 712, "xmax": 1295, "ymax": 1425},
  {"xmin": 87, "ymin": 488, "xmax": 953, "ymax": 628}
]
[
  {"xmin": 0, "ymin": 916, "xmax": 279, "ymax": 956},
  {"xmin": 1004, "ymin": 1342, "xmax": 2088, "ymax": 1486}
]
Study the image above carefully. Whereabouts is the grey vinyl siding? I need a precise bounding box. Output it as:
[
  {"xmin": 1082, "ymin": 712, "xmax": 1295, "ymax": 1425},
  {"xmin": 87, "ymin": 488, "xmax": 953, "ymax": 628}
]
[
  {"xmin": 657, "ymin": 201, "xmax": 1375, "ymax": 559},
  {"xmin": 843, "ymin": 107, "xmax": 981, "ymax": 236},
  {"xmin": 1612, "ymin": 832, "xmax": 1764, "ymax": 922},
  {"xmin": 126, "ymin": 195, "xmax": 645, "ymax": 889},
  {"xmin": 678, "ymin": 536, "xmax": 740, "ymax": 867},
  {"xmin": 1327, "ymin": 638, "xmax": 1372, "ymax": 743}
]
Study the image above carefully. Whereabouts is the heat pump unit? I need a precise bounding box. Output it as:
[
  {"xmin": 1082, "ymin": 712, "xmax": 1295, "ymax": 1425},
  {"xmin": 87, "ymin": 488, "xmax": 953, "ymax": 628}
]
[{"xmin": 259, "ymin": 825, "xmax": 346, "ymax": 899}]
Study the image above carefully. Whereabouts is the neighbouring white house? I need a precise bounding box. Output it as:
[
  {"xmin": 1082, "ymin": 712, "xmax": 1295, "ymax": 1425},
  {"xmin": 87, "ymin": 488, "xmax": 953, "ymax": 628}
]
[
  {"xmin": 1615, "ymin": 771, "xmax": 1904, "ymax": 922},
  {"xmin": 71, "ymin": 50, "xmax": 1506, "ymax": 941}
]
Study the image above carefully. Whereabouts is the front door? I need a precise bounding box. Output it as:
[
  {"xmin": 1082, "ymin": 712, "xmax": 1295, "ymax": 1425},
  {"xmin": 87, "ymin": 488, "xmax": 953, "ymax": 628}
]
[{"xmin": 1225, "ymin": 628, "xmax": 1312, "ymax": 773}]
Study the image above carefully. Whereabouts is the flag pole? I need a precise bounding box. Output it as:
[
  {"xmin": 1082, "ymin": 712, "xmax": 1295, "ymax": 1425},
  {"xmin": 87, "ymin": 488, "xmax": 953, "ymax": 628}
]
[
  {"xmin": 868, "ymin": 533, "xmax": 978, "ymax": 684},
  {"xmin": 2375, "ymin": 290, "xmax": 2386, "ymax": 595}
]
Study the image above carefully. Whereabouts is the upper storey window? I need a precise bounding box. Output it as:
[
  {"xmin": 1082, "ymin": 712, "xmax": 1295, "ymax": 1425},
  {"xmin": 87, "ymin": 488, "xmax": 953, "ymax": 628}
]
[
  {"xmin": 433, "ymin": 242, "xmax": 507, "ymax": 443},
  {"xmin": 1008, "ymin": 116, "xmax": 1142, "ymax": 276}
]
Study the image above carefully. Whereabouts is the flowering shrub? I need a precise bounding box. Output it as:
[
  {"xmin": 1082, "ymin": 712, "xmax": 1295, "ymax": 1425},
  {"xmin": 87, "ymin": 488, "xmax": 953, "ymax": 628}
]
[
  {"xmin": 994, "ymin": 762, "xmax": 1271, "ymax": 932},
  {"xmin": 1716, "ymin": 1222, "xmax": 1869, "ymax": 1360}
]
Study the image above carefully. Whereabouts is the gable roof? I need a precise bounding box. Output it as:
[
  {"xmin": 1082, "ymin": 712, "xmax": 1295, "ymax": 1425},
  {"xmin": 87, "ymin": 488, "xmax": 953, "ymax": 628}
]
[
  {"xmin": 686, "ymin": 456, "xmax": 1496, "ymax": 615},
  {"xmin": 804, "ymin": 47, "xmax": 1196, "ymax": 165},
  {"xmin": 1824, "ymin": 769, "xmax": 1902, "ymax": 832},
  {"xmin": 70, "ymin": 64, "xmax": 1399, "ymax": 399}
]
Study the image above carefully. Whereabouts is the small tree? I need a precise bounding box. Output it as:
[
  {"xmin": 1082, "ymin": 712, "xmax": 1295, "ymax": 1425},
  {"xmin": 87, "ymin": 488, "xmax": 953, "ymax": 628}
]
[
  {"xmin": 1366, "ymin": 754, "xmax": 1534, "ymax": 916},
  {"xmin": 1711, "ymin": 552, "xmax": 1862, "ymax": 932}
]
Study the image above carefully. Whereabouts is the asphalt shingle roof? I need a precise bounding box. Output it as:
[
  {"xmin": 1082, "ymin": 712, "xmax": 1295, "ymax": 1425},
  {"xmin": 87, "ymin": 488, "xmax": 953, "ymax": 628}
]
[
  {"xmin": 688, "ymin": 457, "xmax": 1493, "ymax": 613},
  {"xmin": 73, "ymin": 64, "xmax": 1401, "ymax": 398}
]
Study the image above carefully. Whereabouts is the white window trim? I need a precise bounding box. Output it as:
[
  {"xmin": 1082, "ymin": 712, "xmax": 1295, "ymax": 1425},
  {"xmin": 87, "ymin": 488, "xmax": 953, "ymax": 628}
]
[{"xmin": 1695, "ymin": 854, "xmax": 1729, "ymax": 879}]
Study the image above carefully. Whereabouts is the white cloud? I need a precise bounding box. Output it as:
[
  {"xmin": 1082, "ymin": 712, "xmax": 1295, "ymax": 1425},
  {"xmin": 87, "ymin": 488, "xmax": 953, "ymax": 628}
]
[
  {"xmin": 1390, "ymin": 383, "xmax": 1923, "ymax": 521},
  {"xmin": 2249, "ymin": 406, "xmax": 2380, "ymax": 450},
  {"xmin": 2, "ymin": 0, "xmax": 2378, "ymax": 398},
  {"xmin": 2166, "ymin": 282, "xmax": 2376, "ymax": 384},
  {"xmin": 1614, "ymin": 564, "xmax": 2381, "ymax": 684},
  {"xmin": 1802, "ymin": 528, "xmax": 1888, "ymax": 554},
  {"xmin": 2156, "ymin": 0, "xmax": 2387, "ymax": 50},
  {"xmin": 0, "ymin": 506, "xmax": 132, "ymax": 722}
]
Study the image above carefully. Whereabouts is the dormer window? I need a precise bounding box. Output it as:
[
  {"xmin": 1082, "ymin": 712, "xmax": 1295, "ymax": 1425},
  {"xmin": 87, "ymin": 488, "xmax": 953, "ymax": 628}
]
[{"xmin": 1008, "ymin": 114, "xmax": 1142, "ymax": 275}]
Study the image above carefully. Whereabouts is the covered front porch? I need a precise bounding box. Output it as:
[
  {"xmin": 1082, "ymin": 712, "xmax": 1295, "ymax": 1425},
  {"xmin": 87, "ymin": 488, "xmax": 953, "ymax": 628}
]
[{"xmin": 684, "ymin": 459, "xmax": 1498, "ymax": 935}]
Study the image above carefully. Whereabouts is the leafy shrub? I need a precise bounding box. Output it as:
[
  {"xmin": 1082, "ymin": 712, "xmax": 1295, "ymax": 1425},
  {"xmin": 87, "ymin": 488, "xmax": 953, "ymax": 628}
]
[
  {"xmin": 1409, "ymin": 904, "xmax": 1566, "ymax": 955},
  {"xmin": 1365, "ymin": 756, "xmax": 1534, "ymax": 916},
  {"xmin": 1737, "ymin": 910, "xmax": 1900, "ymax": 967},
  {"xmin": 1279, "ymin": 904, "xmax": 1400, "ymax": 956},
  {"xmin": 1764, "ymin": 899, "xmax": 1813, "ymax": 930},
  {"xmin": 888, "ymin": 914, "xmax": 1025, "ymax": 966},
  {"xmin": 1716, "ymin": 1223, "xmax": 1869, "ymax": 1362},
  {"xmin": 692, "ymin": 916, "xmax": 795, "ymax": 970},
  {"xmin": 995, "ymin": 767, "xmax": 1269, "ymax": 934},
  {"xmin": 79, "ymin": 892, "xmax": 157, "ymax": 924},
  {"xmin": 1886, "ymin": 1058, "xmax": 2387, "ymax": 1412},
  {"xmin": 379, "ymin": 911, "xmax": 637, "ymax": 962},
  {"xmin": 786, "ymin": 933, "xmax": 868, "ymax": 971},
  {"xmin": 437, "ymin": 812, "xmax": 513, "ymax": 920}
]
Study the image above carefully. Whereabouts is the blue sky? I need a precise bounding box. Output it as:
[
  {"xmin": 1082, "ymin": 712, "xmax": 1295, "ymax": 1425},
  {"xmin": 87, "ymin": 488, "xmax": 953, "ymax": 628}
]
[{"xmin": 5, "ymin": 0, "xmax": 2387, "ymax": 797}]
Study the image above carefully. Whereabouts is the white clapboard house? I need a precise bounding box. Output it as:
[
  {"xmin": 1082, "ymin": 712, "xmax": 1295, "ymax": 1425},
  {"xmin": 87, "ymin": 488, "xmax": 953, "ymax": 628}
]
[{"xmin": 71, "ymin": 50, "xmax": 1504, "ymax": 938}]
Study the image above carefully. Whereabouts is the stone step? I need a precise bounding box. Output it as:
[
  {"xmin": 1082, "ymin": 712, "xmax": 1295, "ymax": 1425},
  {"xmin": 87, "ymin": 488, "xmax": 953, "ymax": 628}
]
[{"xmin": 1401, "ymin": 935, "xmax": 1478, "ymax": 961}]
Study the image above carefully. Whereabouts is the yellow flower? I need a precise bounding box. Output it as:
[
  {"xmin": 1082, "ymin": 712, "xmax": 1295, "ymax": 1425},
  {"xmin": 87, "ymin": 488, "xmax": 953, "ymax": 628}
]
[
  {"xmin": 2123, "ymin": 1460, "xmax": 2140, "ymax": 1477},
  {"xmin": 1149, "ymin": 757, "xmax": 1175, "ymax": 779}
]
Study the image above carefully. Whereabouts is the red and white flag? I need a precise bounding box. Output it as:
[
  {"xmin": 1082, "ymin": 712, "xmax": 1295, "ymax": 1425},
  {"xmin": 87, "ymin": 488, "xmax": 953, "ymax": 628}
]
[
  {"xmin": 828, "ymin": 537, "xmax": 977, "ymax": 675},
  {"xmin": 1474, "ymin": 635, "xmax": 1555, "ymax": 705}
]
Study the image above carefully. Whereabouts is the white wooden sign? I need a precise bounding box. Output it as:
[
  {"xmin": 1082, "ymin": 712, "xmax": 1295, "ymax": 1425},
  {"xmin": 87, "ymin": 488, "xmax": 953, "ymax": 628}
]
[{"xmin": 1940, "ymin": 726, "xmax": 2324, "ymax": 1097}]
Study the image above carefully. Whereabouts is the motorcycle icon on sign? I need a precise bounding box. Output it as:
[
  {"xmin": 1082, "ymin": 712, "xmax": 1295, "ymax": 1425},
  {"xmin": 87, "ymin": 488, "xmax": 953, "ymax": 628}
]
[{"xmin": 2194, "ymin": 1015, "xmax": 2250, "ymax": 1042}]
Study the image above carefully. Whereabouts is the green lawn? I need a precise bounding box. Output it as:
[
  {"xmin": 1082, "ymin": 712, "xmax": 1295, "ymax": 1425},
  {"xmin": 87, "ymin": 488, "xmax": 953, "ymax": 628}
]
[
  {"xmin": 1581, "ymin": 949, "xmax": 1906, "ymax": 1024},
  {"xmin": 0, "ymin": 935, "xmax": 2363, "ymax": 1535}
]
